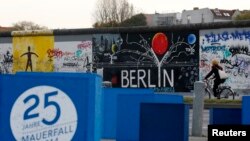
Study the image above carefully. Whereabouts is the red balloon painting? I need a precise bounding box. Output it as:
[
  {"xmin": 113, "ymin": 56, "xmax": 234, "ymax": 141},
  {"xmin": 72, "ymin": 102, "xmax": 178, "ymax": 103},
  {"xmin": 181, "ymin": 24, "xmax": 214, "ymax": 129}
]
[{"xmin": 151, "ymin": 33, "xmax": 169, "ymax": 55}]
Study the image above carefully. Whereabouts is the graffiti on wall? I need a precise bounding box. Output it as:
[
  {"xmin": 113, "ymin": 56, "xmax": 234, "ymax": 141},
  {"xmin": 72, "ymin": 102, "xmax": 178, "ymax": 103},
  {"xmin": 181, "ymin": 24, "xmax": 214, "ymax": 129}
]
[
  {"xmin": 94, "ymin": 32, "xmax": 199, "ymax": 92},
  {"xmin": 5, "ymin": 35, "xmax": 92, "ymax": 73},
  {"xmin": 92, "ymin": 34, "xmax": 123, "ymax": 66},
  {"xmin": 13, "ymin": 36, "xmax": 54, "ymax": 73},
  {"xmin": 0, "ymin": 44, "xmax": 13, "ymax": 74},
  {"xmin": 200, "ymin": 28, "xmax": 250, "ymax": 89},
  {"xmin": 54, "ymin": 41, "xmax": 92, "ymax": 72}
]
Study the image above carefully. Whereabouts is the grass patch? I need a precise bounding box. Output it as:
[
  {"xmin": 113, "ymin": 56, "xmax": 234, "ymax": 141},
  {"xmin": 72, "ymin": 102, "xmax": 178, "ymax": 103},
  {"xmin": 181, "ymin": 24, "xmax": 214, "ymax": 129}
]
[{"xmin": 184, "ymin": 97, "xmax": 242, "ymax": 104}]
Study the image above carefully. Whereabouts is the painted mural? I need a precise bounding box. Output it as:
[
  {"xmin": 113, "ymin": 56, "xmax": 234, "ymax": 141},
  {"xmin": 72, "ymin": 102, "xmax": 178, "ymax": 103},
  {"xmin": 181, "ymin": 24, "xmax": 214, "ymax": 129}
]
[
  {"xmin": 1, "ymin": 24, "xmax": 249, "ymax": 92},
  {"xmin": 54, "ymin": 41, "xmax": 92, "ymax": 72},
  {"xmin": 13, "ymin": 36, "xmax": 54, "ymax": 73},
  {"xmin": 93, "ymin": 32, "xmax": 199, "ymax": 92},
  {"xmin": 0, "ymin": 43, "xmax": 13, "ymax": 74},
  {"xmin": 200, "ymin": 28, "xmax": 250, "ymax": 89},
  {"xmin": 92, "ymin": 34, "xmax": 122, "ymax": 66}
]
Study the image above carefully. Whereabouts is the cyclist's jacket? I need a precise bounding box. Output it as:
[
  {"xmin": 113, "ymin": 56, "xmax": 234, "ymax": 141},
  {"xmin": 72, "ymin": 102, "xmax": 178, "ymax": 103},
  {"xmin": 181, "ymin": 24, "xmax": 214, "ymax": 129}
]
[{"xmin": 205, "ymin": 64, "xmax": 223, "ymax": 80}]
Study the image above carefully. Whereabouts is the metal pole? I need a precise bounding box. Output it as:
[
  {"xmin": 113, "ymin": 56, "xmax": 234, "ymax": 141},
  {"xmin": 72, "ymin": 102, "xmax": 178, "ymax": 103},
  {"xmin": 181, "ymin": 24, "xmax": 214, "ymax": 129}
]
[{"xmin": 192, "ymin": 81, "xmax": 205, "ymax": 136}]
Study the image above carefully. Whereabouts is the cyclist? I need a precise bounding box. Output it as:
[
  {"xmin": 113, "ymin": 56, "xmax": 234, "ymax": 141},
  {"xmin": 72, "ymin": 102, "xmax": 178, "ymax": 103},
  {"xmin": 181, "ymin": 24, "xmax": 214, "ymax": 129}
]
[{"xmin": 204, "ymin": 59, "xmax": 226, "ymax": 99}]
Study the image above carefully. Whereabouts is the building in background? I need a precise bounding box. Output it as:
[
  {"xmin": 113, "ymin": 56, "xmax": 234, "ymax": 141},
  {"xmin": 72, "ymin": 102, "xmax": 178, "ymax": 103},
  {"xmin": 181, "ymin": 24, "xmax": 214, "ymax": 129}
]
[
  {"xmin": 145, "ymin": 7, "xmax": 241, "ymax": 26},
  {"xmin": 181, "ymin": 7, "xmax": 240, "ymax": 24},
  {"xmin": 0, "ymin": 26, "xmax": 16, "ymax": 32},
  {"xmin": 145, "ymin": 12, "xmax": 181, "ymax": 26}
]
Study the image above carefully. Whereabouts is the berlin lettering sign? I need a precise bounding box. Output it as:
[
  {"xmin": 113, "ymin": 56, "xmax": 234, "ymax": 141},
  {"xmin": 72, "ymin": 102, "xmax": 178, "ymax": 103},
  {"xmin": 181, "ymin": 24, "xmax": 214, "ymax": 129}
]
[{"xmin": 95, "ymin": 32, "xmax": 199, "ymax": 92}]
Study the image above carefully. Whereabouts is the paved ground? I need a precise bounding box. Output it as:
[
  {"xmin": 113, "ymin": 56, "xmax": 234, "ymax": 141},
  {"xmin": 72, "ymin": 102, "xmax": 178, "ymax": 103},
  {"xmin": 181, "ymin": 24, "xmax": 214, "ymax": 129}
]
[{"xmin": 189, "ymin": 136, "xmax": 207, "ymax": 141}]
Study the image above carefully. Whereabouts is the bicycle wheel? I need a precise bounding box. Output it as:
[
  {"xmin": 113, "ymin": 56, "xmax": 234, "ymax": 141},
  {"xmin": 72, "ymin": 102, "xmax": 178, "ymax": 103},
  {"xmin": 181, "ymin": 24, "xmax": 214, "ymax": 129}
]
[{"xmin": 219, "ymin": 88, "xmax": 235, "ymax": 100}]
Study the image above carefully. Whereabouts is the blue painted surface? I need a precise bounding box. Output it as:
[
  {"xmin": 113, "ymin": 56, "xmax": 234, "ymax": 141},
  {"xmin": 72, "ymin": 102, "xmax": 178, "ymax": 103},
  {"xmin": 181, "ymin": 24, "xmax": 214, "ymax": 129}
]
[
  {"xmin": 0, "ymin": 73, "xmax": 102, "ymax": 141},
  {"xmin": 102, "ymin": 88, "xmax": 154, "ymax": 139},
  {"xmin": 116, "ymin": 94, "xmax": 183, "ymax": 141},
  {"xmin": 209, "ymin": 108, "xmax": 241, "ymax": 125},
  {"xmin": 242, "ymin": 96, "xmax": 250, "ymax": 125},
  {"xmin": 139, "ymin": 103, "xmax": 189, "ymax": 141}
]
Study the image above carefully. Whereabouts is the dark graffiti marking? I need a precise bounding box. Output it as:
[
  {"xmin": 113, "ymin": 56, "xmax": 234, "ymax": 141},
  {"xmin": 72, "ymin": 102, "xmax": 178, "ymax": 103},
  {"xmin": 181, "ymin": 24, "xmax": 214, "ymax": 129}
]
[
  {"xmin": 233, "ymin": 69, "xmax": 248, "ymax": 78},
  {"xmin": 64, "ymin": 56, "xmax": 85, "ymax": 62},
  {"xmin": 229, "ymin": 46, "xmax": 249, "ymax": 56},
  {"xmin": 226, "ymin": 54, "xmax": 250, "ymax": 68},
  {"xmin": 204, "ymin": 30, "xmax": 250, "ymax": 43},
  {"xmin": 20, "ymin": 46, "xmax": 39, "ymax": 72},
  {"xmin": 0, "ymin": 50, "xmax": 13, "ymax": 74},
  {"xmin": 223, "ymin": 54, "xmax": 250, "ymax": 78},
  {"xmin": 220, "ymin": 58, "xmax": 232, "ymax": 65},
  {"xmin": 63, "ymin": 62, "xmax": 79, "ymax": 67},
  {"xmin": 3, "ymin": 50, "xmax": 13, "ymax": 63}
]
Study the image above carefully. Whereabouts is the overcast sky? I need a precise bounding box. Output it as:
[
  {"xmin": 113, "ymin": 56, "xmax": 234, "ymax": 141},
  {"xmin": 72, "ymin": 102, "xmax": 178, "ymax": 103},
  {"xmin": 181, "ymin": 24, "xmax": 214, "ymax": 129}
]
[{"xmin": 0, "ymin": 0, "xmax": 249, "ymax": 29}]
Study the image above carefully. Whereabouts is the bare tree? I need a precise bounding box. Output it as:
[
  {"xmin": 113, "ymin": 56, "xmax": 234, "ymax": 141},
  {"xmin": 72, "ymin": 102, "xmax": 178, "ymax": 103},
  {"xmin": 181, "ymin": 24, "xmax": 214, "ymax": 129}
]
[
  {"xmin": 13, "ymin": 21, "xmax": 48, "ymax": 30},
  {"xmin": 118, "ymin": 0, "xmax": 134, "ymax": 22},
  {"xmin": 93, "ymin": 0, "xmax": 134, "ymax": 27}
]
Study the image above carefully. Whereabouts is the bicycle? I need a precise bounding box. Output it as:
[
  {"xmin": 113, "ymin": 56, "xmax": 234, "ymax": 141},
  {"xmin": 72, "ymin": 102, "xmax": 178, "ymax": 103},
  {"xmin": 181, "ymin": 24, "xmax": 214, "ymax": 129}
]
[{"xmin": 203, "ymin": 78, "xmax": 237, "ymax": 100}]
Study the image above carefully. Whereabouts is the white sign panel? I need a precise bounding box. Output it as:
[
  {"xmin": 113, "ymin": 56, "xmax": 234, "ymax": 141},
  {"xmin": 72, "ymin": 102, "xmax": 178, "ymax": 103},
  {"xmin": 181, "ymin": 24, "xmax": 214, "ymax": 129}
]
[{"xmin": 10, "ymin": 85, "xmax": 78, "ymax": 141}]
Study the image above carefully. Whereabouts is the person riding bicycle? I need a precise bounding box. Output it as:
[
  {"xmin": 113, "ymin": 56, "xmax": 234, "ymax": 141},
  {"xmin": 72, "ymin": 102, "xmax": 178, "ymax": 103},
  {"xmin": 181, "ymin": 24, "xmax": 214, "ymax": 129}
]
[{"xmin": 204, "ymin": 59, "xmax": 226, "ymax": 99}]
